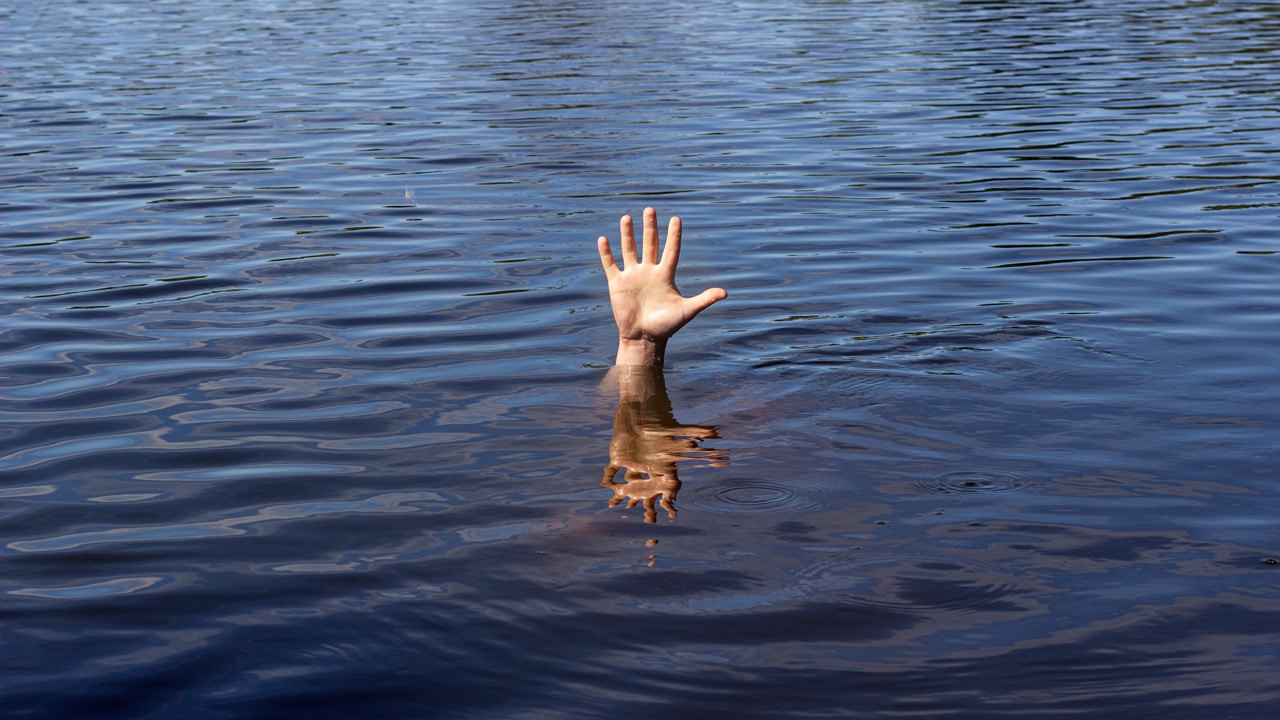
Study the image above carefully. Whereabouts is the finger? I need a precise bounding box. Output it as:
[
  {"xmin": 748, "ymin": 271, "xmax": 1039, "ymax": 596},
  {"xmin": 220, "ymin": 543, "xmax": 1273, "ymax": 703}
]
[
  {"xmin": 683, "ymin": 287, "xmax": 728, "ymax": 319},
  {"xmin": 601, "ymin": 464, "xmax": 621, "ymax": 485},
  {"xmin": 597, "ymin": 236, "xmax": 619, "ymax": 278},
  {"xmin": 619, "ymin": 214, "xmax": 638, "ymax": 267},
  {"xmin": 642, "ymin": 207, "xmax": 659, "ymax": 264},
  {"xmin": 660, "ymin": 215, "xmax": 682, "ymax": 268}
]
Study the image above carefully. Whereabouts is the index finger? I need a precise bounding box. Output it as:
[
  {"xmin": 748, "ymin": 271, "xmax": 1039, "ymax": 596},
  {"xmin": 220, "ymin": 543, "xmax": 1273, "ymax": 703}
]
[{"xmin": 659, "ymin": 215, "xmax": 682, "ymax": 267}]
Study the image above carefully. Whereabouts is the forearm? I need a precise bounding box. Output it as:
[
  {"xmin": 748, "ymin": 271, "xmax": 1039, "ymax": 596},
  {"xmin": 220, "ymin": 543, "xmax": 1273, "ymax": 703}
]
[{"xmin": 615, "ymin": 336, "xmax": 668, "ymax": 368}]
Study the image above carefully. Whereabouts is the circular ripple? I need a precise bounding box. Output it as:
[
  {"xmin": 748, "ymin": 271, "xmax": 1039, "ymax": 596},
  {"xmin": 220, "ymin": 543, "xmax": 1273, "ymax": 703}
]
[
  {"xmin": 687, "ymin": 478, "xmax": 822, "ymax": 515},
  {"xmin": 792, "ymin": 552, "xmax": 1031, "ymax": 615},
  {"xmin": 916, "ymin": 470, "xmax": 1038, "ymax": 495}
]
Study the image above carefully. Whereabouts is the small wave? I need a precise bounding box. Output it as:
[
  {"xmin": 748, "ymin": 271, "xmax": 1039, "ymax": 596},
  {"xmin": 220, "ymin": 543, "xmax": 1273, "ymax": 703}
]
[
  {"xmin": 915, "ymin": 470, "xmax": 1039, "ymax": 494},
  {"xmin": 9, "ymin": 576, "xmax": 170, "ymax": 599},
  {"xmin": 686, "ymin": 477, "xmax": 823, "ymax": 515},
  {"xmin": 792, "ymin": 552, "xmax": 1035, "ymax": 615}
]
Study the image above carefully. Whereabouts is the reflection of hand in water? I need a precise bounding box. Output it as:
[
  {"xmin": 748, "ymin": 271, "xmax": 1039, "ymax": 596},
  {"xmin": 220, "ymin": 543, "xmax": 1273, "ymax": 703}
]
[{"xmin": 601, "ymin": 366, "xmax": 725, "ymax": 523}]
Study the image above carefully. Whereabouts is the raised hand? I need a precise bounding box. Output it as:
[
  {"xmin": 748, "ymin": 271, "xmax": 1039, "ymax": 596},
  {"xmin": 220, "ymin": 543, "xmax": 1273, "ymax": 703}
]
[{"xmin": 598, "ymin": 207, "xmax": 727, "ymax": 367}]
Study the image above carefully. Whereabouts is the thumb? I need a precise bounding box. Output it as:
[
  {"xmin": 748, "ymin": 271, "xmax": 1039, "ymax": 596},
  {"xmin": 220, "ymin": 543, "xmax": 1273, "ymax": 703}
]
[{"xmin": 684, "ymin": 287, "xmax": 727, "ymax": 318}]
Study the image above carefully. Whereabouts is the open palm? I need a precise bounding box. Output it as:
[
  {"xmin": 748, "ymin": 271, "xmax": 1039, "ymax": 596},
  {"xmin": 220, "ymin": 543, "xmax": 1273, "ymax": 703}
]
[{"xmin": 597, "ymin": 208, "xmax": 726, "ymax": 366}]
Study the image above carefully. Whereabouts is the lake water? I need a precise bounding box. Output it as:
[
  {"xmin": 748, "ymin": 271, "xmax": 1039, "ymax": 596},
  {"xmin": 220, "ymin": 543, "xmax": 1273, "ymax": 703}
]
[{"xmin": 4, "ymin": 0, "xmax": 1279, "ymax": 717}]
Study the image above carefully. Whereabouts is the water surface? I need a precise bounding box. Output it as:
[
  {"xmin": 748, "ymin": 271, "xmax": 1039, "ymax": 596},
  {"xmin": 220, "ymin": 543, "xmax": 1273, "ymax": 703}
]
[{"xmin": 4, "ymin": 0, "xmax": 1280, "ymax": 717}]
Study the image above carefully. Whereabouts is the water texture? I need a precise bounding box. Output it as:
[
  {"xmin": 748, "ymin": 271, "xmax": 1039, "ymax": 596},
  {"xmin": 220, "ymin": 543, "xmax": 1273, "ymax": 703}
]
[{"xmin": 3, "ymin": 0, "xmax": 1279, "ymax": 717}]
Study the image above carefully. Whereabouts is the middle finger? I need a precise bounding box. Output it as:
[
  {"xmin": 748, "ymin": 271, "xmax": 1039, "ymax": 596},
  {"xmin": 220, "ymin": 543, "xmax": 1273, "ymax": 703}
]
[{"xmin": 642, "ymin": 207, "xmax": 659, "ymax": 264}]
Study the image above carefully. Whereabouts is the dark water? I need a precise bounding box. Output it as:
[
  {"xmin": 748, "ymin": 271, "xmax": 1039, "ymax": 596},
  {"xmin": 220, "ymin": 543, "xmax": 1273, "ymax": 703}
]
[{"xmin": 4, "ymin": 0, "xmax": 1280, "ymax": 717}]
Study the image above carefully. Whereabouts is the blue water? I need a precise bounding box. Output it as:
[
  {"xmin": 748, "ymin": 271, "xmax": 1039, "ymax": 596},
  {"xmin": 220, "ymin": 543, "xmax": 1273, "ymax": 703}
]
[{"xmin": 4, "ymin": 0, "xmax": 1279, "ymax": 717}]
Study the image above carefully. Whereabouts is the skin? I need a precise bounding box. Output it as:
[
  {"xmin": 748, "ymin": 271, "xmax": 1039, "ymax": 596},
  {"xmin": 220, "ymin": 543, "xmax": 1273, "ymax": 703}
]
[{"xmin": 597, "ymin": 207, "xmax": 727, "ymax": 368}]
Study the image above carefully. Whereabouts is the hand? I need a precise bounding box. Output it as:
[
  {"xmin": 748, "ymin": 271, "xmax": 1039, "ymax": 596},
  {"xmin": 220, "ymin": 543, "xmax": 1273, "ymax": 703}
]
[{"xmin": 598, "ymin": 207, "xmax": 727, "ymax": 367}]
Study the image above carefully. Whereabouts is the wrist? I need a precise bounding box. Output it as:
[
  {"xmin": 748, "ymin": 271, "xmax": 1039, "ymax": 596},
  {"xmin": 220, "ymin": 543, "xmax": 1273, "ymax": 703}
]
[{"xmin": 615, "ymin": 336, "xmax": 668, "ymax": 368}]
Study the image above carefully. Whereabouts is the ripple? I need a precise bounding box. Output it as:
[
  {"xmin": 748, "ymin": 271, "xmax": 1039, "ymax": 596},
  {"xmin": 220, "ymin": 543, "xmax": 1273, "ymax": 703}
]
[
  {"xmin": 136, "ymin": 463, "xmax": 366, "ymax": 483},
  {"xmin": 686, "ymin": 477, "xmax": 822, "ymax": 515},
  {"xmin": 0, "ymin": 485, "xmax": 57, "ymax": 499},
  {"xmin": 8, "ymin": 491, "xmax": 447, "ymax": 553},
  {"xmin": 792, "ymin": 552, "xmax": 1034, "ymax": 615},
  {"xmin": 915, "ymin": 470, "xmax": 1039, "ymax": 495},
  {"xmin": 10, "ymin": 576, "xmax": 170, "ymax": 599},
  {"xmin": 87, "ymin": 493, "xmax": 166, "ymax": 503}
]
